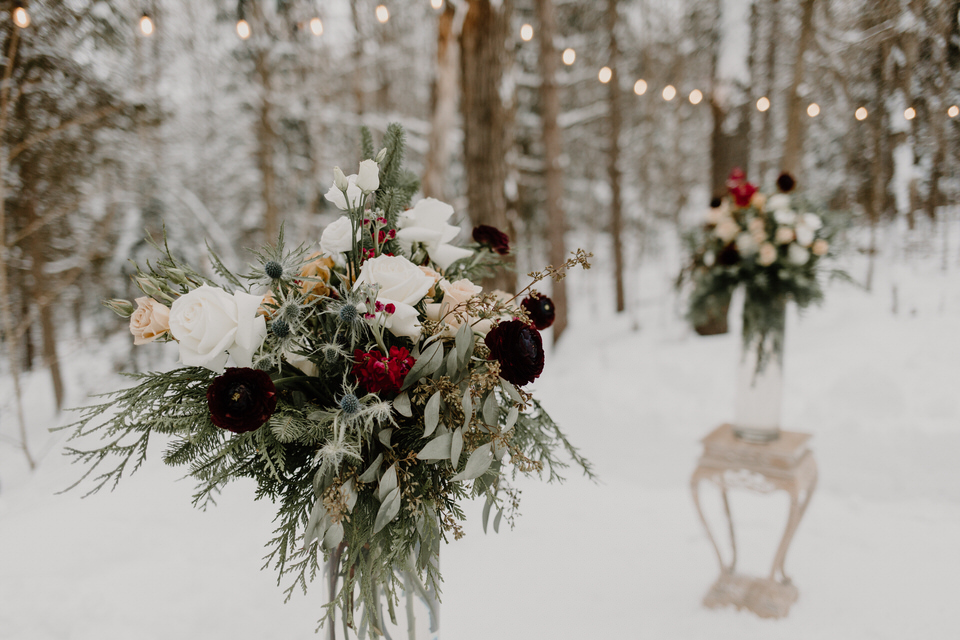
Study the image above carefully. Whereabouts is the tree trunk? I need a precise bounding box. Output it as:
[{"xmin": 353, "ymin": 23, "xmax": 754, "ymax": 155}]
[
  {"xmin": 254, "ymin": 51, "xmax": 279, "ymax": 240},
  {"xmin": 709, "ymin": 0, "xmax": 752, "ymax": 196},
  {"xmin": 758, "ymin": 0, "xmax": 780, "ymax": 183},
  {"xmin": 423, "ymin": 4, "xmax": 460, "ymax": 200},
  {"xmin": 780, "ymin": 0, "xmax": 817, "ymax": 177},
  {"xmin": 460, "ymin": 0, "xmax": 515, "ymax": 293},
  {"xmin": 350, "ymin": 0, "xmax": 366, "ymax": 116},
  {"xmin": 535, "ymin": 0, "xmax": 568, "ymax": 342},
  {"xmin": 606, "ymin": 0, "xmax": 625, "ymax": 313}
]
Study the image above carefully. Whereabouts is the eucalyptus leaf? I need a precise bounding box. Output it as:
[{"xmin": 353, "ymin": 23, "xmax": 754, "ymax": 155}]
[
  {"xmin": 501, "ymin": 380, "xmax": 523, "ymax": 403},
  {"xmin": 303, "ymin": 501, "xmax": 329, "ymax": 548},
  {"xmin": 461, "ymin": 388, "xmax": 473, "ymax": 430},
  {"xmin": 323, "ymin": 521, "xmax": 344, "ymax": 550},
  {"xmin": 378, "ymin": 428, "xmax": 394, "ymax": 448},
  {"xmin": 482, "ymin": 392, "xmax": 498, "ymax": 426},
  {"xmin": 393, "ymin": 392, "xmax": 412, "ymax": 417},
  {"xmin": 378, "ymin": 463, "xmax": 398, "ymax": 502},
  {"xmin": 454, "ymin": 320, "xmax": 474, "ymax": 369},
  {"xmin": 358, "ymin": 453, "xmax": 384, "ymax": 483},
  {"xmin": 493, "ymin": 508, "xmax": 503, "ymax": 533},
  {"xmin": 505, "ymin": 405, "xmax": 519, "ymax": 432},
  {"xmin": 373, "ymin": 487, "xmax": 401, "ymax": 534},
  {"xmin": 402, "ymin": 341, "xmax": 444, "ymax": 390},
  {"xmin": 417, "ymin": 433, "xmax": 452, "ymax": 461},
  {"xmin": 493, "ymin": 441, "xmax": 507, "ymax": 461},
  {"xmin": 445, "ymin": 347, "xmax": 459, "ymax": 378},
  {"xmin": 449, "ymin": 443, "xmax": 493, "ymax": 482},
  {"xmin": 482, "ymin": 495, "xmax": 493, "ymax": 534},
  {"xmin": 450, "ymin": 427, "xmax": 463, "ymax": 468},
  {"xmin": 424, "ymin": 391, "xmax": 441, "ymax": 437}
]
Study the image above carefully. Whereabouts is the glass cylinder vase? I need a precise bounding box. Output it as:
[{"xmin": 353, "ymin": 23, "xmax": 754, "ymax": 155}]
[{"xmin": 733, "ymin": 295, "xmax": 786, "ymax": 443}]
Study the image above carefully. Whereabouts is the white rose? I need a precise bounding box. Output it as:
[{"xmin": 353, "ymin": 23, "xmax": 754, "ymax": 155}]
[
  {"xmin": 129, "ymin": 297, "xmax": 170, "ymax": 345},
  {"xmin": 354, "ymin": 255, "xmax": 435, "ymax": 339},
  {"xmin": 768, "ymin": 193, "xmax": 791, "ymax": 212},
  {"xmin": 321, "ymin": 216, "xmax": 361, "ymax": 256},
  {"xmin": 395, "ymin": 197, "xmax": 473, "ymax": 270},
  {"xmin": 794, "ymin": 213, "xmax": 823, "ymax": 247},
  {"xmin": 356, "ymin": 159, "xmax": 380, "ymax": 193},
  {"xmin": 774, "ymin": 209, "xmax": 797, "ymax": 225},
  {"xmin": 788, "ymin": 243, "xmax": 810, "ymax": 265},
  {"xmin": 736, "ymin": 232, "xmax": 758, "ymax": 256},
  {"xmin": 324, "ymin": 174, "xmax": 363, "ymax": 211},
  {"xmin": 168, "ymin": 285, "xmax": 267, "ymax": 372}
]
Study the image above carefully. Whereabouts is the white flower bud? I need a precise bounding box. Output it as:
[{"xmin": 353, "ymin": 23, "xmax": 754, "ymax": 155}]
[
  {"xmin": 356, "ymin": 159, "xmax": 381, "ymax": 193},
  {"xmin": 333, "ymin": 166, "xmax": 349, "ymax": 191},
  {"xmin": 375, "ymin": 148, "xmax": 387, "ymax": 163}
]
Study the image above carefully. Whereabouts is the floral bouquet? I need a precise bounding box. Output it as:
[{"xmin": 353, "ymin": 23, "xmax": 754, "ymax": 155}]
[{"xmin": 63, "ymin": 125, "xmax": 592, "ymax": 636}]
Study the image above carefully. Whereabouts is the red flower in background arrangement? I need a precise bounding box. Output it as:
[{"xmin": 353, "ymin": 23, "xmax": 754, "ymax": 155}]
[
  {"xmin": 207, "ymin": 368, "xmax": 278, "ymax": 433},
  {"xmin": 352, "ymin": 346, "xmax": 416, "ymax": 394},
  {"xmin": 726, "ymin": 167, "xmax": 747, "ymax": 190},
  {"xmin": 472, "ymin": 225, "xmax": 511, "ymax": 255},
  {"xmin": 521, "ymin": 291, "xmax": 556, "ymax": 330},
  {"xmin": 485, "ymin": 320, "xmax": 544, "ymax": 387}
]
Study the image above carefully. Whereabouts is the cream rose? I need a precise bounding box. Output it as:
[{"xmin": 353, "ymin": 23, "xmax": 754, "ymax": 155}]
[
  {"xmin": 129, "ymin": 297, "xmax": 170, "ymax": 345},
  {"xmin": 714, "ymin": 218, "xmax": 741, "ymax": 243},
  {"xmin": 356, "ymin": 159, "xmax": 380, "ymax": 193},
  {"xmin": 757, "ymin": 242, "xmax": 777, "ymax": 267},
  {"xmin": 168, "ymin": 284, "xmax": 267, "ymax": 372},
  {"xmin": 395, "ymin": 198, "xmax": 473, "ymax": 270},
  {"xmin": 736, "ymin": 232, "xmax": 759, "ymax": 256},
  {"xmin": 354, "ymin": 255, "xmax": 434, "ymax": 339},
  {"xmin": 775, "ymin": 227, "xmax": 795, "ymax": 245},
  {"xmin": 420, "ymin": 265, "xmax": 443, "ymax": 298},
  {"xmin": 321, "ymin": 216, "xmax": 360, "ymax": 256},
  {"xmin": 794, "ymin": 213, "xmax": 823, "ymax": 247},
  {"xmin": 788, "ymin": 243, "xmax": 810, "ymax": 265}
]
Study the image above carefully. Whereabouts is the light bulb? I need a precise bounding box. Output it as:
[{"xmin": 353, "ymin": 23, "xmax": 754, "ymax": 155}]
[
  {"xmin": 139, "ymin": 15, "xmax": 154, "ymax": 36},
  {"xmin": 689, "ymin": 89, "xmax": 703, "ymax": 105},
  {"xmin": 562, "ymin": 48, "xmax": 575, "ymax": 65},
  {"xmin": 662, "ymin": 85, "xmax": 676, "ymax": 101},
  {"xmin": 904, "ymin": 107, "xmax": 916, "ymax": 120},
  {"xmin": 520, "ymin": 23, "xmax": 533, "ymax": 41},
  {"xmin": 756, "ymin": 96, "xmax": 770, "ymax": 112},
  {"xmin": 431, "ymin": 0, "xmax": 443, "ymax": 8},
  {"xmin": 855, "ymin": 107, "xmax": 868, "ymax": 121},
  {"xmin": 949, "ymin": 105, "xmax": 959, "ymax": 118},
  {"xmin": 309, "ymin": 17, "xmax": 323, "ymax": 36},
  {"xmin": 376, "ymin": 5, "xmax": 389, "ymax": 23},
  {"xmin": 633, "ymin": 79, "xmax": 647, "ymax": 96},
  {"xmin": 598, "ymin": 66, "xmax": 612, "ymax": 84},
  {"xmin": 807, "ymin": 102, "xmax": 820, "ymax": 117},
  {"xmin": 13, "ymin": 6, "xmax": 30, "ymax": 28},
  {"xmin": 236, "ymin": 19, "xmax": 251, "ymax": 39}
]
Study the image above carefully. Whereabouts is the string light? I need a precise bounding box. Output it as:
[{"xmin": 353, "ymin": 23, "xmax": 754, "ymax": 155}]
[
  {"xmin": 309, "ymin": 17, "xmax": 323, "ymax": 36},
  {"xmin": 520, "ymin": 23, "xmax": 533, "ymax": 41},
  {"xmin": 807, "ymin": 102, "xmax": 820, "ymax": 117},
  {"xmin": 688, "ymin": 89, "xmax": 703, "ymax": 105},
  {"xmin": 431, "ymin": 0, "xmax": 444, "ymax": 8},
  {"xmin": 662, "ymin": 85, "xmax": 676, "ymax": 101},
  {"xmin": 949, "ymin": 105, "xmax": 959, "ymax": 118},
  {"xmin": 633, "ymin": 79, "xmax": 647, "ymax": 95},
  {"xmin": 562, "ymin": 48, "xmax": 576, "ymax": 65},
  {"xmin": 756, "ymin": 96, "xmax": 770, "ymax": 112},
  {"xmin": 598, "ymin": 66, "xmax": 612, "ymax": 84},
  {"xmin": 139, "ymin": 14, "xmax": 154, "ymax": 36},
  {"xmin": 855, "ymin": 107, "xmax": 868, "ymax": 121},
  {"xmin": 12, "ymin": 4, "xmax": 30, "ymax": 28},
  {"xmin": 236, "ymin": 19, "xmax": 251, "ymax": 39},
  {"xmin": 904, "ymin": 107, "xmax": 916, "ymax": 120},
  {"xmin": 376, "ymin": 5, "xmax": 389, "ymax": 23}
]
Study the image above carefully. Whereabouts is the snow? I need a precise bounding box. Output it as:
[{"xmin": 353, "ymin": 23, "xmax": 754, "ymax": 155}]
[{"xmin": 3, "ymin": 225, "xmax": 960, "ymax": 639}]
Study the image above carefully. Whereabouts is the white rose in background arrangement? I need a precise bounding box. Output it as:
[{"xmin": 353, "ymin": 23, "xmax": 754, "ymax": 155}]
[
  {"xmin": 748, "ymin": 217, "xmax": 767, "ymax": 244},
  {"xmin": 354, "ymin": 255, "xmax": 435, "ymax": 339},
  {"xmin": 714, "ymin": 217, "xmax": 741, "ymax": 243},
  {"xmin": 812, "ymin": 238, "xmax": 830, "ymax": 256},
  {"xmin": 705, "ymin": 202, "xmax": 729, "ymax": 225},
  {"xmin": 794, "ymin": 213, "xmax": 823, "ymax": 247},
  {"xmin": 321, "ymin": 216, "xmax": 361, "ymax": 256},
  {"xmin": 788, "ymin": 243, "xmax": 810, "ymax": 265},
  {"xmin": 324, "ymin": 173, "xmax": 363, "ymax": 211},
  {"xmin": 736, "ymin": 232, "xmax": 759, "ymax": 256},
  {"xmin": 395, "ymin": 198, "xmax": 473, "ymax": 270},
  {"xmin": 168, "ymin": 284, "xmax": 267, "ymax": 372},
  {"xmin": 757, "ymin": 242, "xmax": 778, "ymax": 267},
  {"xmin": 356, "ymin": 159, "xmax": 380, "ymax": 193},
  {"xmin": 774, "ymin": 209, "xmax": 797, "ymax": 225},
  {"xmin": 768, "ymin": 193, "xmax": 791, "ymax": 212}
]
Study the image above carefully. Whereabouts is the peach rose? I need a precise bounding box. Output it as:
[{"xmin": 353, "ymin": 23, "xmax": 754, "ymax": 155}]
[
  {"xmin": 420, "ymin": 266, "xmax": 443, "ymax": 298},
  {"xmin": 300, "ymin": 252, "xmax": 336, "ymax": 300},
  {"xmin": 130, "ymin": 297, "xmax": 171, "ymax": 345},
  {"xmin": 750, "ymin": 192, "xmax": 767, "ymax": 211},
  {"xmin": 775, "ymin": 227, "xmax": 795, "ymax": 245},
  {"xmin": 258, "ymin": 292, "xmax": 278, "ymax": 318}
]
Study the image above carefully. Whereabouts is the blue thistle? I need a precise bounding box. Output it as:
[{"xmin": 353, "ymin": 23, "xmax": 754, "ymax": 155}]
[{"xmin": 339, "ymin": 394, "xmax": 360, "ymax": 415}]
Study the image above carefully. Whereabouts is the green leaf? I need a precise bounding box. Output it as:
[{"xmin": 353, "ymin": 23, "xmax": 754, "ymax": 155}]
[
  {"xmin": 501, "ymin": 380, "xmax": 522, "ymax": 403},
  {"xmin": 493, "ymin": 508, "xmax": 503, "ymax": 533},
  {"xmin": 373, "ymin": 487, "xmax": 401, "ymax": 534},
  {"xmin": 445, "ymin": 347, "xmax": 459, "ymax": 378},
  {"xmin": 378, "ymin": 463, "xmax": 398, "ymax": 501},
  {"xmin": 450, "ymin": 443, "xmax": 493, "ymax": 482},
  {"xmin": 424, "ymin": 391, "xmax": 442, "ymax": 437},
  {"xmin": 359, "ymin": 453, "xmax": 384, "ymax": 483},
  {"xmin": 323, "ymin": 522, "xmax": 344, "ymax": 550},
  {"xmin": 504, "ymin": 405, "xmax": 519, "ymax": 432},
  {"xmin": 461, "ymin": 388, "xmax": 473, "ymax": 430},
  {"xmin": 378, "ymin": 428, "xmax": 394, "ymax": 448},
  {"xmin": 303, "ymin": 501, "xmax": 329, "ymax": 548},
  {"xmin": 393, "ymin": 392, "xmax": 412, "ymax": 417},
  {"xmin": 417, "ymin": 433, "xmax": 452, "ymax": 461},
  {"xmin": 482, "ymin": 392, "xmax": 498, "ymax": 426},
  {"xmin": 402, "ymin": 341, "xmax": 444, "ymax": 390},
  {"xmin": 450, "ymin": 427, "xmax": 463, "ymax": 468},
  {"xmin": 454, "ymin": 321, "xmax": 474, "ymax": 369},
  {"xmin": 482, "ymin": 495, "xmax": 494, "ymax": 534}
]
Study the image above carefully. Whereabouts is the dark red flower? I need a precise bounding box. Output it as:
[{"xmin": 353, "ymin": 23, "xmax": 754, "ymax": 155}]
[
  {"xmin": 472, "ymin": 225, "xmax": 511, "ymax": 255},
  {"xmin": 521, "ymin": 292, "xmax": 556, "ymax": 330},
  {"xmin": 484, "ymin": 320, "xmax": 544, "ymax": 387},
  {"xmin": 352, "ymin": 346, "xmax": 415, "ymax": 395},
  {"xmin": 729, "ymin": 181, "xmax": 758, "ymax": 208},
  {"xmin": 718, "ymin": 243, "xmax": 740, "ymax": 266},
  {"xmin": 206, "ymin": 368, "xmax": 277, "ymax": 433},
  {"xmin": 776, "ymin": 172, "xmax": 796, "ymax": 193}
]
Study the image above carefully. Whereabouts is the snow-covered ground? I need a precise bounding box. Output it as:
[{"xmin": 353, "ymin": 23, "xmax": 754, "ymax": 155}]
[{"xmin": 2, "ymin": 225, "xmax": 959, "ymax": 639}]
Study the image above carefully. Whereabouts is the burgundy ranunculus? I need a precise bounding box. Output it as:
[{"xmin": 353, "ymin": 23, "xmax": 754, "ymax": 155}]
[
  {"xmin": 472, "ymin": 225, "xmax": 511, "ymax": 255},
  {"xmin": 718, "ymin": 243, "xmax": 740, "ymax": 266},
  {"xmin": 484, "ymin": 320, "xmax": 544, "ymax": 387},
  {"xmin": 206, "ymin": 368, "xmax": 278, "ymax": 433},
  {"xmin": 729, "ymin": 181, "xmax": 758, "ymax": 208},
  {"xmin": 521, "ymin": 292, "xmax": 556, "ymax": 330},
  {"xmin": 776, "ymin": 172, "xmax": 797, "ymax": 193}
]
